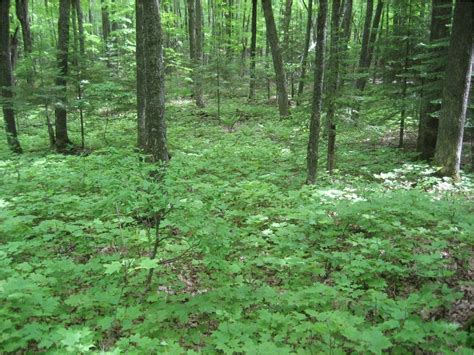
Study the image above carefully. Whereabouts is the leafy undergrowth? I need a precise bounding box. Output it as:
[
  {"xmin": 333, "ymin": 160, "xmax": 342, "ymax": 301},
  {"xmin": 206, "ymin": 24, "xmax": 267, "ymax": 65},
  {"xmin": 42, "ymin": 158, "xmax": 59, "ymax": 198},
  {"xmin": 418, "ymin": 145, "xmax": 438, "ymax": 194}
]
[{"xmin": 1, "ymin": 100, "xmax": 473, "ymax": 354}]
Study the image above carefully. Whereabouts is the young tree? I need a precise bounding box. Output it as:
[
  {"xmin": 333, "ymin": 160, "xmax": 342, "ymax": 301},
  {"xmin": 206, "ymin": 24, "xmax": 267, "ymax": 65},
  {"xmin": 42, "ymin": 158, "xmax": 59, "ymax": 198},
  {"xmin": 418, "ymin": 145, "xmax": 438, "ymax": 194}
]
[
  {"xmin": 434, "ymin": 0, "xmax": 473, "ymax": 179},
  {"xmin": 307, "ymin": 0, "xmax": 327, "ymax": 184},
  {"xmin": 55, "ymin": 0, "xmax": 72, "ymax": 152},
  {"xmin": 248, "ymin": 0, "xmax": 257, "ymax": 100},
  {"xmin": 1, "ymin": 0, "xmax": 22, "ymax": 153},
  {"xmin": 194, "ymin": 0, "xmax": 205, "ymax": 107},
  {"xmin": 73, "ymin": 0, "xmax": 85, "ymax": 56},
  {"xmin": 142, "ymin": 0, "xmax": 169, "ymax": 162},
  {"xmin": 417, "ymin": 0, "xmax": 452, "ymax": 159},
  {"xmin": 262, "ymin": 0, "xmax": 289, "ymax": 117}
]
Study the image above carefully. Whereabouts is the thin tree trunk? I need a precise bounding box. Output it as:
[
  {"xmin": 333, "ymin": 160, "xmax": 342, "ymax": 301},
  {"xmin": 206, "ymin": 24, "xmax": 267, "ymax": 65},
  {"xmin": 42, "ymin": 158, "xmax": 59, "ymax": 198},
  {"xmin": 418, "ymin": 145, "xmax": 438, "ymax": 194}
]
[
  {"xmin": 136, "ymin": 0, "xmax": 146, "ymax": 149},
  {"xmin": 366, "ymin": 0, "xmax": 383, "ymax": 83},
  {"xmin": 262, "ymin": 0, "xmax": 289, "ymax": 117},
  {"xmin": 434, "ymin": 0, "xmax": 473, "ymax": 179},
  {"xmin": 142, "ymin": 0, "xmax": 169, "ymax": 163},
  {"xmin": 1, "ymin": 0, "xmax": 22, "ymax": 153},
  {"xmin": 282, "ymin": 0, "xmax": 293, "ymax": 56},
  {"xmin": 355, "ymin": 0, "xmax": 373, "ymax": 92},
  {"xmin": 307, "ymin": 0, "xmax": 327, "ymax": 184},
  {"xmin": 326, "ymin": 0, "xmax": 342, "ymax": 174},
  {"xmin": 296, "ymin": 0, "xmax": 313, "ymax": 104},
  {"xmin": 100, "ymin": 0, "xmax": 111, "ymax": 44},
  {"xmin": 15, "ymin": 0, "xmax": 33, "ymax": 54},
  {"xmin": 74, "ymin": 0, "xmax": 85, "ymax": 55},
  {"xmin": 248, "ymin": 0, "xmax": 257, "ymax": 100},
  {"xmin": 193, "ymin": 0, "xmax": 205, "ymax": 107},
  {"xmin": 417, "ymin": 0, "xmax": 452, "ymax": 159},
  {"xmin": 55, "ymin": 0, "xmax": 72, "ymax": 152}
]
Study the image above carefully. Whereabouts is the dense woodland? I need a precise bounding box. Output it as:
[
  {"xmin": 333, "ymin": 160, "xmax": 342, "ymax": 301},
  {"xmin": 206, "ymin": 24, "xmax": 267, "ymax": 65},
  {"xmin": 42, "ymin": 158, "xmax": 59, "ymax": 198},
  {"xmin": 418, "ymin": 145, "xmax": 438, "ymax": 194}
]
[{"xmin": 0, "ymin": 0, "xmax": 473, "ymax": 353}]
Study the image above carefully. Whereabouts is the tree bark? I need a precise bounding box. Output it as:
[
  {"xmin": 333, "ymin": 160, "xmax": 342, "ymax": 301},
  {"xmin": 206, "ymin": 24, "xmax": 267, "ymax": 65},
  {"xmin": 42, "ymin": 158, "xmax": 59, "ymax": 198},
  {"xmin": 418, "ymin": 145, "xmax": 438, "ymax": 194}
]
[
  {"xmin": 193, "ymin": 0, "xmax": 205, "ymax": 107},
  {"xmin": 142, "ymin": 0, "xmax": 169, "ymax": 162},
  {"xmin": 326, "ymin": 0, "xmax": 342, "ymax": 174},
  {"xmin": 417, "ymin": 0, "xmax": 452, "ymax": 159},
  {"xmin": 248, "ymin": 0, "xmax": 257, "ymax": 100},
  {"xmin": 55, "ymin": 0, "xmax": 72, "ymax": 152},
  {"xmin": 282, "ymin": 0, "xmax": 293, "ymax": 56},
  {"xmin": 100, "ymin": 0, "xmax": 111, "ymax": 44},
  {"xmin": 1, "ymin": 0, "xmax": 22, "ymax": 153},
  {"xmin": 73, "ymin": 0, "xmax": 85, "ymax": 55},
  {"xmin": 15, "ymin": 0, "xmax": 32, "ymax": 54},
  {"xmin": 366, "ymin": 0, "xmax": 383, "ymax": 80},
  {"xmin": 307, "ymin": 0, "xmax": 327, "ymax": 184},
  {"xmin": 296, "ymin": 0, "xmax": 313, "ymax": 104},
  {"xmin": 262, "ymin": 0, "xmax": 289, "ymax": 117},
  {"xmin": 434, "ymin": 0, "xmax": 473, "ymax": 180},
  {"xmin": 355, "ymin": 0, "xmax": 373, "ymax": 91},
  {"xmin": 136, "ymin": 0, "xmax": 146, "ymax": 149}
]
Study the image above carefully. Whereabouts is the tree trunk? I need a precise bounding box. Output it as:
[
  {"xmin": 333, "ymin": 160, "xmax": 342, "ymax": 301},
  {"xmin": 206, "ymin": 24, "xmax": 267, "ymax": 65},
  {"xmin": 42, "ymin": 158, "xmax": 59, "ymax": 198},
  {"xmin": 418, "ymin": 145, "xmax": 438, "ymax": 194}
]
[
  {"xmin": 193, "ymin": 0, "xmax": 205, "ymax": 107},
  {"xmin": 307, "ymin": 0, "xmax": 327, "ymax": 184},
  {"xmin": 366, "ymin": 0, "xmax": 383, "ymax": 79},
  {"xmin": 262, "ymin": 0, "xmax": 289, "ymax": 117},
  {"xmin": 434, "ymin": 0, "xmax": 473, "ymax": 180},
  {"xmin": 296, "ymin": 0, "xmax": 313, "ymax": 104},
  {"xmin": 355, "ymin": 0, "xmax": 373, "ymax": 91},
  {"xmin": 326, "ymin": 0, "xmax": 342, "ymax": 174},
  {"xmin": 1, "ymin": 0, "xmax": 22, "ymax": 153},
  {"xmin": 100, "ymin": 0, "xmax": 111, "ymax": 44},
  {"xmin": 73, "ymin": 0, "xmax": 85, "ymax": 55},
  {"xmin": 142, "ymin": 0, "xmax": 169, "ymax": 163},
  {"xmin": 187, "ymin": 0, "xmax": 195, "ymax": 60},
  {"xmin": 55, "ymin": 0, "xmax": 72, "ymax": 152},
  {"xmin": 15, "ymin": 0, "xmax": 33, "ymax": 54},
  {"xmin": 136, "ymin": 0, "xmax": 146, "ymax": 149},
  {"xmin": 417, "ymin": 0, "xmax": 452, "ymax": 159},
  {"xmin": 248, "ymin": 0, "xmax": 257, "ymax": 100},
  {"xmin": 281, "ymin": 0, "xmax": 293, "ymax": 56}
]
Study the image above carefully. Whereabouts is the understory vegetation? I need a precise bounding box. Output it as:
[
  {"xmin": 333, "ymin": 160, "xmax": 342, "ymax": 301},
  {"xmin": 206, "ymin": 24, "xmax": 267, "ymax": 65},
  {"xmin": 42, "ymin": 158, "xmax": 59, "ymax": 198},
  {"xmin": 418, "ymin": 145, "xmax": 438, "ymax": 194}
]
[{"xmin": 1, "ymin": 94, "xmax": 473, "ymax": 353}]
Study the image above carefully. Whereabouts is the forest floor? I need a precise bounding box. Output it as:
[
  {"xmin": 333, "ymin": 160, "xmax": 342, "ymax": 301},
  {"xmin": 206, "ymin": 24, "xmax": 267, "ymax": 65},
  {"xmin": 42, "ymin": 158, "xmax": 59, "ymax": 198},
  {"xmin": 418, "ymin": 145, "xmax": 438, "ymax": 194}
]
[{"xmin": 0, "ymin": 97, "xmax": 473, "ymax": 353}]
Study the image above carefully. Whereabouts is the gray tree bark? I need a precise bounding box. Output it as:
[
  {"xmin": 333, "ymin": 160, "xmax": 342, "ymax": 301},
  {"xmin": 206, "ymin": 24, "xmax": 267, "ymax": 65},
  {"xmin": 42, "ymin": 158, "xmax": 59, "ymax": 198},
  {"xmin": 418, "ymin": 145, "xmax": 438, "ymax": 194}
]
[
  {"xmin": 1, "ymin": 0, "xmax": 22, "ymax": 153},
  {"xmin": 262, "ymin": 0, "xmax": 289, "ymax": 117},
  {"xmin": 142, "ymin": 0, "xmax": 169, "ymax": 162},
  {"xmin": 55, "ymin": 0, "xmax": 72, "ymax": 152},
  {"xmin": 434, "ymin": 0, "xmax": 473, "ymax": 179},
  {"xmin": 248, "ymin": 0, "xmax": 257, "ymax": 100},
  {"xmin": 417, "ymin": 0, "xmax": 452, "ymax": 159},
  {"xmin": 136, "ymin": 0, "xmax": 146, "ymax": 149},
  {"xmin": 296, "ymin": 0, "xmax": 313, "ymax": 104},
  {"xmin": 307, "ymin": 0, "xmax": 327, "ymax": 184}
]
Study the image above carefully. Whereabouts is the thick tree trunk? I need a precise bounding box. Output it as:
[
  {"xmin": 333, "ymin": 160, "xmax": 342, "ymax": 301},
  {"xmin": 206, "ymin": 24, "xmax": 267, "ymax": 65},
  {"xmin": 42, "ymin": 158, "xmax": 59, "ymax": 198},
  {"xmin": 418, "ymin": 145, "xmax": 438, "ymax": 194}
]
[
  {"xmin": 1, "ymin": 0, "xmax": 22, "ymax": 153},
  {"xmin": 307, "ymin": 0, "xmax": 327, "ymax": 184},
  {"xmin": 326, "ymin": 0, "xmax": 342, "ymax": 174},
  {"xmin": 55, "ymin": 0, "xmax": 72, "ymax": 152},
  {"xmin": 248, "ymin": 0, "xmax": 257, "ymax": 100},
  {"xmin": 355, "ymin": 0, "xmax": 373, "ymax": 91},
  {"xmin": 417, "ymin": 0, "xmax": 452, "ymax": 159},
  {"xmin": 262, "ymin": 0, "xmax": 289, "ymax": 117},
  {"xmin": 434, "ymin": 0, "xmax": 473, "ymax": 180},
  {"xmin": 15, "ymin": 0, "xmax": 32, "ymax": 54},
  {"xmin": 296, "ymin": 0, "xmax": 313, "ymax": 104},
  {"xmin": 136, "ymin": 0, "xmax": 146, "ymax": 149},
  {"xmin": 142, "ymin": 0, "xmax": 169, "ymax": 162}
]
